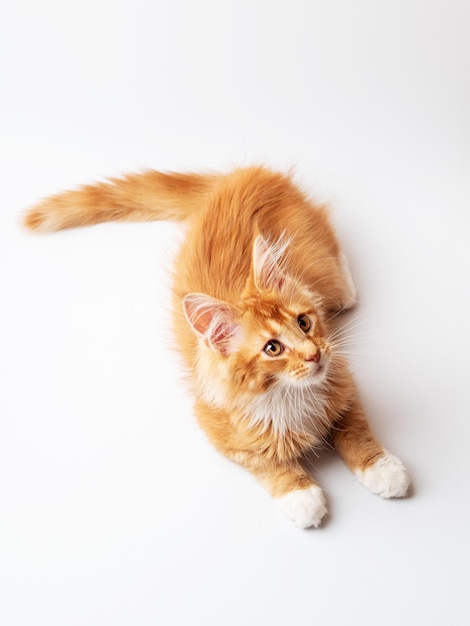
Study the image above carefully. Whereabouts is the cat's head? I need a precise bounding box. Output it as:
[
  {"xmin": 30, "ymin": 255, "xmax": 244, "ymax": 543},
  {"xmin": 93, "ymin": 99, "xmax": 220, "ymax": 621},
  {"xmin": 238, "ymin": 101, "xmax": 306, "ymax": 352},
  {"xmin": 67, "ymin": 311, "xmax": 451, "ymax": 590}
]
[{"xmin": 182, "ymin": 235, "xmax": 333, "ymax": 397}]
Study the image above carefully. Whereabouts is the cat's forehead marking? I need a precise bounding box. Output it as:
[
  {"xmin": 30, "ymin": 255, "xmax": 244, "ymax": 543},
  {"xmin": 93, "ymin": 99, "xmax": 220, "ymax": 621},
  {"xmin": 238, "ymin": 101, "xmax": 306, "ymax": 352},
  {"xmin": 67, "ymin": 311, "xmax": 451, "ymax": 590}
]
[
  {"xmin": 260, "ymin": 302, "xmax": 291, "ymax": 324},
  {"xmin": 243, "ymin": 297, "xmax": 301, "ymax": 325},
  {"xmin": 264, "ymin": 320, "xmax": 282, "ymax": 337}
]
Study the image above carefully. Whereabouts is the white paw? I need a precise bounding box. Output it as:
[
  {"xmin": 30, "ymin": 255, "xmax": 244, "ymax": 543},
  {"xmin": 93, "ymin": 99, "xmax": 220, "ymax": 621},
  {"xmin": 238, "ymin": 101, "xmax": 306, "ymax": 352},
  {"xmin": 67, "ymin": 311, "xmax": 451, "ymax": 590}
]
[
  {"xmin": 356, "ymin": 451, "xmax": 410, "ymax": 498},
  {"xmin": 277, "ymin": 485, "xmax": 327, "ymax": 528}
]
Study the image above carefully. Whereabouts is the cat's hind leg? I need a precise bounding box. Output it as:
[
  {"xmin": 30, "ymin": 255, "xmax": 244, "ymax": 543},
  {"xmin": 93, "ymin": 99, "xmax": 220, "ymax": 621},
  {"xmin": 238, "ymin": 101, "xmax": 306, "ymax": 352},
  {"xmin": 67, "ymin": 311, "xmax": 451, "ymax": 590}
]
[
  {"xmin": 336, "ymin": 250, "xmax": 358, "ymax": 311},
  {"xmin": 324, "ymin": 250, "xmax": 358, "ymax": 313}
]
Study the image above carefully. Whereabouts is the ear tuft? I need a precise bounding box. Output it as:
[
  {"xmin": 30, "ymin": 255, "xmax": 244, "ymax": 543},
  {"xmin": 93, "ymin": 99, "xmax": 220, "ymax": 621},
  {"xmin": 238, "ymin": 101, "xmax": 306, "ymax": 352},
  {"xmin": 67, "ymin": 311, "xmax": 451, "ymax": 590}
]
[
  {"xmin": 252, "ymin": 233, "xmax": 292, "ymax": 291},
  {"xmin": 182, "ymin": 293, "xmax": 240, "ymax": 355}
]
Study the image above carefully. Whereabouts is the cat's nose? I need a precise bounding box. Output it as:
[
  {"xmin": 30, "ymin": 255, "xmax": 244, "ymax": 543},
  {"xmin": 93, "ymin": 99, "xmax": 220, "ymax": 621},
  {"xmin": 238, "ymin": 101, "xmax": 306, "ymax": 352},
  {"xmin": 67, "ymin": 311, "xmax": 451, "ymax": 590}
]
[{"xmin": 305, "ymin": 350, "xmax": 320, "ymax": 363}]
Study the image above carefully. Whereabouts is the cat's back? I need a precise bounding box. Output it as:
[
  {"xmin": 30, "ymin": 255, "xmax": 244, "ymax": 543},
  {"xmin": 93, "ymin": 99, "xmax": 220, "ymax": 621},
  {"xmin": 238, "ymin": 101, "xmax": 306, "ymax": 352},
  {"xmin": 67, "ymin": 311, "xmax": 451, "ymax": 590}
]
[{"xmin": 174, "ymin": 166, "xmax": 331, "ymax": 300}]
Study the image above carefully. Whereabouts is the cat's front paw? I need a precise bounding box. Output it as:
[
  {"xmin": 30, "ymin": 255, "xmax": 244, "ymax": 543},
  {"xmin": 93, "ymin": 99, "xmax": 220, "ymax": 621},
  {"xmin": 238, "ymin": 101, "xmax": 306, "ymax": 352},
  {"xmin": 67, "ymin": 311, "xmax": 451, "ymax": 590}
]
[
  {"xmin": 277, "ymin": 485, "xmax": 327, "ymax": 528},
  {"xmin": 355, "ymin": 451, "xmax": 410, "ymax": 498}
]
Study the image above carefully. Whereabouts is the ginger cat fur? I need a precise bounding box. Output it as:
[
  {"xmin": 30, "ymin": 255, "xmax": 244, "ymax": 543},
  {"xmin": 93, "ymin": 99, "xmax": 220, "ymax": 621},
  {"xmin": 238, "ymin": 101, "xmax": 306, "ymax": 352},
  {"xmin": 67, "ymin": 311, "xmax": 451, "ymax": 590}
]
[{"xmin": 24, "ymin": 165, "xmax": 410, "ymax": 528}]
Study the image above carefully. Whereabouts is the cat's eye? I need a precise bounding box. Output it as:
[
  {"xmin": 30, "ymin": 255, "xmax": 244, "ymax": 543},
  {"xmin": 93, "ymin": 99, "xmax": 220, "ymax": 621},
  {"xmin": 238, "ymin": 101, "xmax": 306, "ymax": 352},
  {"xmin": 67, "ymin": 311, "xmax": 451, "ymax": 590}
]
[
  {"xmin": 297, "ymin": 315, "xmax": 312, "ymax": 333},
  {"xmin": 263, "ymin": 339, "xmax": 284, "ymax": 357}
]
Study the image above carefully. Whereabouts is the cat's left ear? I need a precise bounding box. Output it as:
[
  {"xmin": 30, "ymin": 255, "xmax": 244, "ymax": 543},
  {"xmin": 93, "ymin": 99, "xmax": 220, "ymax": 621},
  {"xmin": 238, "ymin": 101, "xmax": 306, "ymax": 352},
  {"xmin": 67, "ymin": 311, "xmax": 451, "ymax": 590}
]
[
  {"xmin": 182, "ymin": 293, "xmax": 241, "ymax": 355},
  {"xmin": 252, "ymin": 234, "xmax": 290, "ymax": 291}
]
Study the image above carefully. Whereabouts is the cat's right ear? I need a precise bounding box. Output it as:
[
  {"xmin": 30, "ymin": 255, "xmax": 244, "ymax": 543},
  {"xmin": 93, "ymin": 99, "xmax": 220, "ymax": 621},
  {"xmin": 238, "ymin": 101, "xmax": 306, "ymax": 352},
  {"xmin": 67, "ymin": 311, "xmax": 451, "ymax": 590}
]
[
  {"xmin": 182, "ymin": 293, "xmax": 241, "ymax": 355},
  {"xmin": 252, "ymin": 234, "xmax": 290, "ymax": 292}
]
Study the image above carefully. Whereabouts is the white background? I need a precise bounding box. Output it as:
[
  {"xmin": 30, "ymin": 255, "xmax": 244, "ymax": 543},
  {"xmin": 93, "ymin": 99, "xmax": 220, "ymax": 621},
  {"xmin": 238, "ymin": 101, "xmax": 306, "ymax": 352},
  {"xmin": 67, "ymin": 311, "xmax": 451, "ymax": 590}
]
[{"xmin": 1, "ymin": 1, "xmax": 469, "ymax": 624}]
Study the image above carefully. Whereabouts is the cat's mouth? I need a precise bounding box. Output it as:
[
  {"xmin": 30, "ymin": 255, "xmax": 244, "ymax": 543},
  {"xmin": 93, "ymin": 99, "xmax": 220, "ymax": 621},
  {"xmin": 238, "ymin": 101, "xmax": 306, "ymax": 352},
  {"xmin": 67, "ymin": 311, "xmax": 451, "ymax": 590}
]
[
  {"xmin": 290, "ymin": 359, "xmax": 329, "ymax": 387},
  {"xmin": 311, "ymin": 362, "xmax": 327, "ymax": 381}
]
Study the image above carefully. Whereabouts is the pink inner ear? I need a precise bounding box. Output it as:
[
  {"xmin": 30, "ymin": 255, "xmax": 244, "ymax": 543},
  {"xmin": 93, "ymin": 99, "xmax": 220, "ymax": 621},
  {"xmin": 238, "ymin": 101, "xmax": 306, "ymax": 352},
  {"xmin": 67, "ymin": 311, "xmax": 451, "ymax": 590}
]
[
  {"xmin": 186, "ymin": 304, "xmax": 213, "ymax": 336},
  {"xmin": 252, "ymin": 234, "xmax": 288, "ymax": 291},
  {"xmin": 182, "ymin": 293, "xmax": 239, "ymax": 354},
  {"xmin": 209, "ymin": 321, "xmax": 238, "ymax": 354}
]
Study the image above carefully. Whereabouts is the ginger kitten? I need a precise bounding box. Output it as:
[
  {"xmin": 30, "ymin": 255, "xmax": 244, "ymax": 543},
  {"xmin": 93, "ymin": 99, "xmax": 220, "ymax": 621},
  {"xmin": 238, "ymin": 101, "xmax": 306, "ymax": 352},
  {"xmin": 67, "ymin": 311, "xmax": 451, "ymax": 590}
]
[{"xmin": 24, "ymin": 165, "xmax": 410, "ymax": 528}]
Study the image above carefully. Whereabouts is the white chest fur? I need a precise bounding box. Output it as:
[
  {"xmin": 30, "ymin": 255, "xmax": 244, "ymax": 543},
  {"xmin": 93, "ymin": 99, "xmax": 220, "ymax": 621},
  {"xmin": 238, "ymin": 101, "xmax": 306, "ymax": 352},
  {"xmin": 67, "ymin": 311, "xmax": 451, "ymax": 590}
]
[{"xmin": 244, "ymin": 380, "xmax": 330, "ymax": 436}]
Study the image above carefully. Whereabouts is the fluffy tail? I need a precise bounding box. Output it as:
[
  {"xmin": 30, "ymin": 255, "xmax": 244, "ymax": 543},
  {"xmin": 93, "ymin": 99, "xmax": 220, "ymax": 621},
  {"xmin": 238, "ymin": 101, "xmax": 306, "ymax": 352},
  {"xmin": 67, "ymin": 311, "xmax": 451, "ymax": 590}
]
[{"xmin": 23, "ymin": 170, "xmax": 218, "ymax": 232}]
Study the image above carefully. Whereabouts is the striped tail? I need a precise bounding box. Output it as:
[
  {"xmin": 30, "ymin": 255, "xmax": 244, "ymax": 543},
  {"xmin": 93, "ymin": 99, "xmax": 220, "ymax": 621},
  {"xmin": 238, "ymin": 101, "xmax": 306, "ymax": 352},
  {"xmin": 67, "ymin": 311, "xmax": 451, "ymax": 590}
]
[{"xmin": 23, "ymin": 169, "xmax": 218, "ymax": 232}]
